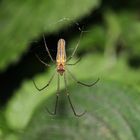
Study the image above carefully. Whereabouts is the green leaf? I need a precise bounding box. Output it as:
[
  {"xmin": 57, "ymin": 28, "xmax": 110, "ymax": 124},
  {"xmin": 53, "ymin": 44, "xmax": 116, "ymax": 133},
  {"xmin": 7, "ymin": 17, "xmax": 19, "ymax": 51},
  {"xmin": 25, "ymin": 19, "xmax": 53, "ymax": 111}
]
[
  {"xmin": 118, "ymin": 11, "xmax": 140, "ymax": 56},
  {"xmin": 0, "ymin": 0, "xmax": 100, "ymax": 71},
  {"xmin": 5, "ymin": 54, "xmax": 140, "ymax": 131},
  {"xmin": 104, "ymin": 11, "xmax": 121, "ymax": 60},
  {"xmin": 19, "ymin": 80, "xmax": 140, "ymax": 140}
]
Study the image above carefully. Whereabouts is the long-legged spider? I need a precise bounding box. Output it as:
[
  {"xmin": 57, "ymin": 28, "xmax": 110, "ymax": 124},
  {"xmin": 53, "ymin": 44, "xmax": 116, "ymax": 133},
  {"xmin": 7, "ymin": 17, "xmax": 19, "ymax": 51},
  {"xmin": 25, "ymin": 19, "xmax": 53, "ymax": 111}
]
[{"xmin": 33, "ymin": 19, "xmax": 99, "ymax": 117}]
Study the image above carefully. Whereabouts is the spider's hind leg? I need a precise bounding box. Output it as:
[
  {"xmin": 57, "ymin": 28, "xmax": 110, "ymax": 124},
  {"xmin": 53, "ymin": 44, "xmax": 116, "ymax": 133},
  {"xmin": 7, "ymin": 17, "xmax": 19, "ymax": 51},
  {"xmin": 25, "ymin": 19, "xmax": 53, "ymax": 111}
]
[
  {"xmin": 64, "ymin": 73, "xmax": 86, "ymax": 117},
  {"xmin": 46, "ymin": 74, "xmax": 60, "ymax": 115}
]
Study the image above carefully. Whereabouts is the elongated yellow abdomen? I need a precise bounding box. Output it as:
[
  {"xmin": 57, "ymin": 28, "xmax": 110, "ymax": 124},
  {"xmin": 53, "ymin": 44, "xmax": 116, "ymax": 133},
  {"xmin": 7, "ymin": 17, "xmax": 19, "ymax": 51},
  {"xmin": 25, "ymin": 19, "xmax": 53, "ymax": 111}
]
[{"xmin": 56, "ymin": 39, "xmax": 66, "ymax": 75}]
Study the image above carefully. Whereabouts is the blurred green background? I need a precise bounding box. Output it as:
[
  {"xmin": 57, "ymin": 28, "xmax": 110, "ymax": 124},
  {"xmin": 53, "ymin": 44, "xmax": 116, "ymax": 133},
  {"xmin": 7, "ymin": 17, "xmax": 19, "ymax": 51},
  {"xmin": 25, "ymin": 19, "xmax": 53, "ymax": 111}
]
[{"xmin": 0, "ymin": 0, "xmax": 140, "ymax": 140}]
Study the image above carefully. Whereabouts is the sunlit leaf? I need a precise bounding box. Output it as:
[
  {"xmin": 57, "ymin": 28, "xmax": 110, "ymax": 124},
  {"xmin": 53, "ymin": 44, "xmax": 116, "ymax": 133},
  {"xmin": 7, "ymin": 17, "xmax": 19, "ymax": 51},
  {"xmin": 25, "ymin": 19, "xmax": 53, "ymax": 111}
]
[
  {"xmin": 5, "ymin": 54, "xmax": 140, "ymax": 131},
  {"xmin": 19, "ymin": 80, "xmax": 140, "ymax": 140},
  {"xmin": 0, "ymin": 0, "xmax": 100, "ymax": 71}
]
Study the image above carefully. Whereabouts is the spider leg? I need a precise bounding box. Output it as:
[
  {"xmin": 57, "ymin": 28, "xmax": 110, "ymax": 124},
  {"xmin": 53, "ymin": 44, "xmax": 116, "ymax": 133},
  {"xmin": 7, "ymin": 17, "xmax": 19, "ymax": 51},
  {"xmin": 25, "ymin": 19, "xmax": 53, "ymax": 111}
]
[
  {"xmin": 67, "ymin": 31, "xmax": 83, "ymax": 62},
  {"xmin": 33, "ymin": 72, "xmax": 56, "ymax": 91},
  {"xmin": 43, "ymin": 34, "xmax": 55, "ymax": 63},
  {"xmin": 64, "ymin": 73, "xmax": 86, "ymax": 117},
  {"xmin": 67, "ymin": 69, "xmax": 99, "ymax": 87},
  {"xmin": 46, "ymin": 74, "xmax": 60, "ymax": 115},
  {"xmin": 66, "ymin": 58, "xmax": 81, "ymax": 66},
  {"xmin": 34, "ymin": 53, "xmax": 50, "ymax": 67}
]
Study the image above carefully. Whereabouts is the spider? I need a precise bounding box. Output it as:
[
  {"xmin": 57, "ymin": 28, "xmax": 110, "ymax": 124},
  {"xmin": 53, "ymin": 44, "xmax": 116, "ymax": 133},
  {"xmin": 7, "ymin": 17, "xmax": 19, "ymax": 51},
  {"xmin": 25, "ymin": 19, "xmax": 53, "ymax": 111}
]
[{"xmin": 33, "ymin": 19, "xmax": 99, "ymax": 117}]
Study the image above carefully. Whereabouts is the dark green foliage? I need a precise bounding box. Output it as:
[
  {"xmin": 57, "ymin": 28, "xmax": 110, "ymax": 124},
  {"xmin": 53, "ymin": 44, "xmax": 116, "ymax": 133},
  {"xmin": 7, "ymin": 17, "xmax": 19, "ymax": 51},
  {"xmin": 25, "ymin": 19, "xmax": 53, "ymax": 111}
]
[{"xmin": 0, "ymin": 0, "xmax": 140, "ymax": 140}]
